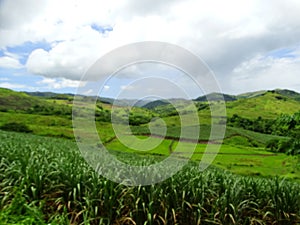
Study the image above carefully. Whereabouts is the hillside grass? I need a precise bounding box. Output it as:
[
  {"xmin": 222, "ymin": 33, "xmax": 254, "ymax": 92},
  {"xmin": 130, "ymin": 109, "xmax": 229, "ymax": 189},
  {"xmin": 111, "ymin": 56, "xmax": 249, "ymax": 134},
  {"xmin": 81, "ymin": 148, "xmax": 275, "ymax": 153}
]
[
  {"xmin": 0, "ymin": 112, "xmax": 74, "ymax": 139},
  {"xmin": 226, "ymin": 92, "xmax": 300, "ymax": 119}
]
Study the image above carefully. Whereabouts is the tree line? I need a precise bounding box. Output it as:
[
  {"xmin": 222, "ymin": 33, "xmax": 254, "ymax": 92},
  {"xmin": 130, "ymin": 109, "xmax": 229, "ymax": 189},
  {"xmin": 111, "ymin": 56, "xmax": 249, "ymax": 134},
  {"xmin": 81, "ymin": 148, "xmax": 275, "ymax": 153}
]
[{"xmin": 228, "ymin": 111, "xmax": 300, "ymax": 155}]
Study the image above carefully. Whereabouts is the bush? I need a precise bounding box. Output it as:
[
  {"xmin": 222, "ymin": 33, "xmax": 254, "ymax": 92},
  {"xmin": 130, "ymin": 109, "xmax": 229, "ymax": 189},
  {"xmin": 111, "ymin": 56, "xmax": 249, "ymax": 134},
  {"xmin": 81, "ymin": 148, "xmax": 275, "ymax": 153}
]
[
  {"xmin": 0, "ymin": 122, "xmax": 32, "ymax": 133},
  {"xmin": 266, "ymin": 139, "xmax": 280, "ymax": 152},
  {"xmin": 265, "ymin": 138, "xmax": 300, "ymax": 155},
  {"xmin": 129, "ymin": 113, "xmax": 152, "ymax": 125},
  {"xmin": 287, "ymin": 138, "xmax": 300, "ymax": 155},
  {"xmin": 278, "ymin": 139, "xmax": 292, "ymax": 153}
]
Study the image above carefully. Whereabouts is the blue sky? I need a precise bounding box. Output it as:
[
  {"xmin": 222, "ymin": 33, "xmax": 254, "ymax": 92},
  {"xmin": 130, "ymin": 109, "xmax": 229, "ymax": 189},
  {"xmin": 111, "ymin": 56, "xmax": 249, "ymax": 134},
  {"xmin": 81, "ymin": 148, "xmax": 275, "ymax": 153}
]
[
  {"xmin": 1, "ymin": 0, "xmax": 300, "ymax": 98},
  {"xmin": 0, "ymin": 44, "xmax": 80, "ymax": 93}
]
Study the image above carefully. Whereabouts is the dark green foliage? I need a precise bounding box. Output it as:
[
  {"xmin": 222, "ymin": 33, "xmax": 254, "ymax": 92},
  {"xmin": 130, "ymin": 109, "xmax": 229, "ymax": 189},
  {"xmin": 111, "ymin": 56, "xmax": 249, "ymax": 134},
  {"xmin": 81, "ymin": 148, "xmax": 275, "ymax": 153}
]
[
  {"xmin": 266, "ymin": 139, "xmax": 287, "ymax": 153},
  {"xmin": 151, "ymin": 104, "xmax": 179, "ymax": 117},
  {"xmin": 228, "ymin": 114, "xmax": 274, "ymax": 134},
  {"xmin": 266, "ymin": 138, "xmax": 300, "ymax": 155},
  {"xmin": 128, "ymin": 112, "xmax": 152, "ymax": 125},
  {"xmin": 95, "ymin": 109, "xmax": 111, "ymax": 122},
  {"xmin": 195, "ymin": 102, "xmax": 209, "ymax": 111},
  {"xmin": 109, "ymin": 108, "xmax": 153, "ymax": 125},
  {"xmin": 26, "ymin": 104, "xmax": 72, "ymax": 116},
  {"xmin": 286, "ymin": 138, "xmax": 300, "ymax": 155},
  {"xmin": 0, "ymin": 122, "xmax": 32, "ymax": 133},
  {"xmin": 271, "ymin": 111, "xmax": 300, "ymax": 155},
  {"xmin": 267, "ymin": 139, "xmax": 279, "ymax": 152},
  {"xmin": 275, "ymin": 111, "xmax": 300, "ymax": 136}
]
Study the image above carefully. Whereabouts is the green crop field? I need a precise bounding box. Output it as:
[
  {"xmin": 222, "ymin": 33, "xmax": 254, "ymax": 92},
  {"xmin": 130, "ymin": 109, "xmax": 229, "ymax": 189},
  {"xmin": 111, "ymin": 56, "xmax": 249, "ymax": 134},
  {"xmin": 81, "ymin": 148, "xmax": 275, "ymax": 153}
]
[
  {"xmin": 0, "ymin": 130, "xmax": 300, "ymax": 224},
  {"xmin": 105, "ymin": 137, "xmax": 300, "ymax": 180}
]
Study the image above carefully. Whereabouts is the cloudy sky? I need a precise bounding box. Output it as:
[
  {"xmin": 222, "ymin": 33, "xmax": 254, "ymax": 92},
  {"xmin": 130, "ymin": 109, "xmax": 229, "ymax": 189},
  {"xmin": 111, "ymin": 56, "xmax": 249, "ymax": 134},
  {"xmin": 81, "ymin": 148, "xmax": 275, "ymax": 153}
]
[{"xmin": 0, "ymin": 0, "xmax": 300, "ymax": 98}]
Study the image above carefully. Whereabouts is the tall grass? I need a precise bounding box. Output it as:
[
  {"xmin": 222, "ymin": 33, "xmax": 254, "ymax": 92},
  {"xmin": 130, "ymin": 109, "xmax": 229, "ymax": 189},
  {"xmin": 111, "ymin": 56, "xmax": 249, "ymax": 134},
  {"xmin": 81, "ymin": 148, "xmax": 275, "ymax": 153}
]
[{"xmin": 0, "ymin": 130, "xmax": 299, "ymax": 224}]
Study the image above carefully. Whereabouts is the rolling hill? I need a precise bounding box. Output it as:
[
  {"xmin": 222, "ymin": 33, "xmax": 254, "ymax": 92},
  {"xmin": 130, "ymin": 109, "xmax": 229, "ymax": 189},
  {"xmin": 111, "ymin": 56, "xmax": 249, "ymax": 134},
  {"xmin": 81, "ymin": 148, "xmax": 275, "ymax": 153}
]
[
  {"xmin": 236, "ymin": 90, "xmax": 267, "ymax": 99},
  {"xmin": 0, "ymin": 88, "xmax": 46, "ymax": 111},
  {"xmin": 142, "ymin": 100, "xmax": 170, "ymax": 109},
  {"xmin": 272, "ymin": 89, "xmax": 300, "ymax": 101},
  {"xmin": 225, "ymin": 91, "xmax": 300, "ymax": 119},
  {"xmin": 1, "ymin": 87, "xmax": 300, "ymax": 122},
  {"xmin": 194, "ymin": 92, "xmax": 237, "ymax": 102}
]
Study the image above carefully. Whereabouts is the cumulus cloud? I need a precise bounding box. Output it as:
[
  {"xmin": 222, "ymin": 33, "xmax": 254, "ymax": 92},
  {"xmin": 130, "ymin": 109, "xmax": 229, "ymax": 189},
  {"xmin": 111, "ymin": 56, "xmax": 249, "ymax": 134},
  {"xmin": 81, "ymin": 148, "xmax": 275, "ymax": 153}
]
[
  {"xmin": 230, "ymin": 50, "xmax": 300, "ymax": 93},
  {"xmin": 0, "ymin": 56, "xmax": 23, "ymax": 69},
  {"xmin": 0, "ymin": 82, "xmax": 26, "ymax": 89},
  {"xmin": 26, "ymin": 26, "xmax": 105, "ymax": 80},
  {"xmin": 37, "ymin": 77, "xmax": 85, "ymax": 89},
  {"xmin": 1, "ymin": 0, "xmax": 300, "ymax": 93}
]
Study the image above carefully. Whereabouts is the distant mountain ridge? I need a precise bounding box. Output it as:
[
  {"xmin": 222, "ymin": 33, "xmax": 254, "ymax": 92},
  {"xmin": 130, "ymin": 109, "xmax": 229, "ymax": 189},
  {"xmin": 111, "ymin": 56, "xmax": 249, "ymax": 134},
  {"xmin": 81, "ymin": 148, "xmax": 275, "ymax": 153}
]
[
  {"xmin": 21, "ymin": 88, "xmax": 300, "ymax": 103},
  {"xmin": 142, "ymin": 100, "xmax": 170, "ymax": 109},
  {"xmin": 194, "ymin": 92, "xmax": 237, "ymax": 102},
  {"xmin": 0, "ymin": 88, "xmax": 47, "ymax": 111},
  {"xmin": 24, "ymin": 91, "xmax": 75, "ymax": 99},
  {"xmin": 194, "ymin": 89, "xmax": 300, "ymax": 102},
  {"xmin": 1, "ymin": 87, "xmax": 300, "ymax": 112},
  {"xmin": 236, "ymin": 90, "xmax": 267, "ymax": 99},
  {"xmin": 272, "ymin": 89, "xmax": 300, "ymax": 101}
]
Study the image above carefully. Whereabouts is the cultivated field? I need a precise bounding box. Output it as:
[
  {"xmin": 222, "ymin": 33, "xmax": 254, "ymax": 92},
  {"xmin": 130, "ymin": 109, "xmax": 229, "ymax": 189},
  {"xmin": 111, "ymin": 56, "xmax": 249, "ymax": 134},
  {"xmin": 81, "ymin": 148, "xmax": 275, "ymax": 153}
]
[{"xmin": 0, "ymin": 130, "xmax": 299, "ymax": 224}]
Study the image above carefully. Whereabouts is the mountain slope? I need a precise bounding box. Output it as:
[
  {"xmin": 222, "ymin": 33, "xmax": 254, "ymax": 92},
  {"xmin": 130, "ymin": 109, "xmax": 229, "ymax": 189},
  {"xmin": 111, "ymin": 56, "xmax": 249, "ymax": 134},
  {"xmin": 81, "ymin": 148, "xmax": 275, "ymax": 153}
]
[
  {"xmin": 236, "ymin": 90, "xmax": 267, "ymax": 99},
  {"xmin": 142, "ymin": 100, "xmax": 170, "ymax": 109},
  {"xmin": 0, "ymin": 88, "xmax": 45, "ymax": 111},
  {"xmin": 195, "ymin": 92, "xmax": 237, "ymax": 102},
  {"xmin": 272, "ymin": 89, "xmax": 300, "ymax": 101},
  {"xmin": 225, "ymin": 91, "xmax": 300, "ymax": 119},
  {"xmin": 0, "ymin": 88, "xmax": 72, "ymax": 116}
]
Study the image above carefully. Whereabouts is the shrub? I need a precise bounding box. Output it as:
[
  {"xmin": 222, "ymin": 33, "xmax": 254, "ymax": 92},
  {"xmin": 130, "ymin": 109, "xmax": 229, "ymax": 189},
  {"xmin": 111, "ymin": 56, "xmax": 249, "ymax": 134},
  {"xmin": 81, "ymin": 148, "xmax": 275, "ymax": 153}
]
[
  {"xmin": 266, "ymin": 139, "xmax": 280, "ymax": 152},
  {"xmin": 0, "ymin": 122, "xmax": 32, "ymax": 133}
]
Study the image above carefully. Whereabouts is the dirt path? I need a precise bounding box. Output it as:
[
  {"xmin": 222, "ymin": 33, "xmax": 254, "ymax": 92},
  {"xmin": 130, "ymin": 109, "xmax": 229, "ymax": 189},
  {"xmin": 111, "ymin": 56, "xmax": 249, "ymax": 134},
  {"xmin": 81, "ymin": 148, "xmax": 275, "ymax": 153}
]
[
  {"xmin": 171, "ymin": 152, "xmax": 277, "ymax": 157},
  {"xmin": 136, "ymin": 133, "xmax": 220, "ymax": 144}
]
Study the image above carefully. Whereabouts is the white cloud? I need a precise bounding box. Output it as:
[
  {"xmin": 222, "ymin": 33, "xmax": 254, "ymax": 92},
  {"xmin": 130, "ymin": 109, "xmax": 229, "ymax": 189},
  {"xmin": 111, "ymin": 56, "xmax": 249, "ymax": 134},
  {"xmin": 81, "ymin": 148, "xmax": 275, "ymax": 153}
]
[
  {"xmin": 230, "ymin": 53, "xmax": 300, "ymax": 93},
  {"xmin": 37, "ymin": 77, "xmax": 85, "ymax": 89},
  {"xmin": 0, "ymin": 56, "xmax": 23, "ymax": 69},
  {"xmin": 1, "ymin": 0, "xmax": 300, "ymax": 93},
  {"xmin": 0, "ymin": 82, "xmax": 26, "ymax": 89},
  {"xmin": 26, "ymin": 27, "xmax": 105, "ymax": 80}
]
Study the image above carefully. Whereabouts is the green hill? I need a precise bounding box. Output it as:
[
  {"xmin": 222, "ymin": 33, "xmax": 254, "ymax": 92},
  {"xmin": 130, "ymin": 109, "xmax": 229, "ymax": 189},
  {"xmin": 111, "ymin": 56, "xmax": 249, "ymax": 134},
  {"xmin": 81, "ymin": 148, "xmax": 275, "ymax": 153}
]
[
  {"xmin": 0, "ymin": 88, "xmax": 45, "ymax": 111},
  {"xmin": 0, "ymin": 88, "xmax": 73, "ymax": 116},
  {"xmin": 226, "ymin": 91, "xmax": 300, "ymax": 119},
  {"xmin": 142, "ymin": 100, "xmax": 170, "ymax": 109},
  {"xmin": 195, "ymin": 92, "xmax": 237, "ymax": 102},
  {"xmin": 1, "ymin": 87, "xmax": 300, "ymax": 138},
  {"xmin": 24, "ymin": 91, "xmax": 74, "ymax": 100}
]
